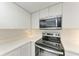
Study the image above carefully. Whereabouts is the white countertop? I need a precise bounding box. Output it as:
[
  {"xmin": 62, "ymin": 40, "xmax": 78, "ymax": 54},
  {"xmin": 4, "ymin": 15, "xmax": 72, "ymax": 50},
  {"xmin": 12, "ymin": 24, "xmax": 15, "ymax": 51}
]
[{"xmin": 0, "ymin": 32, "xmax": 42, "ymax": 56}]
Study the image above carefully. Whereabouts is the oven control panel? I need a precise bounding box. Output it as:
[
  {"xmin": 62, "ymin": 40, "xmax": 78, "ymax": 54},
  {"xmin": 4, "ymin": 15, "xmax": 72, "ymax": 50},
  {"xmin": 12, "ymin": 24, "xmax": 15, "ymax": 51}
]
[{"xmin": 42, "ymin": 32, "xmax": 60, "ymax": 37}]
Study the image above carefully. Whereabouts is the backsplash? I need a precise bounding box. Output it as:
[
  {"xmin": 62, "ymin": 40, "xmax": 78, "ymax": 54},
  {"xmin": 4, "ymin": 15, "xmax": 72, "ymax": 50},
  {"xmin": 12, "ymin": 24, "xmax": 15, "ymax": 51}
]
[
  {"xmin": 61, "ymin": 29, "xmax": 79, "ymax": 53},
  {"xmin": 0, "ymin": 29, "xmax": 42, "ymax": 43},
  {"xmin": 0, "ymin": 29, "xmax": 26, "ymax": 41}
]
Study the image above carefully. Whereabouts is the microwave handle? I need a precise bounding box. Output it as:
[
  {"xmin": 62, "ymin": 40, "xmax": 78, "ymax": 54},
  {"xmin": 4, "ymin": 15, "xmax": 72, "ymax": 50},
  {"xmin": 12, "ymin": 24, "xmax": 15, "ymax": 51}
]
[
  {"xmin": 35, "ymin": 44, "xmax": 63, "ymax": 55},
  {"xmin": 56, "ymin": 18, "xmax": 58, "ymax": 27}
]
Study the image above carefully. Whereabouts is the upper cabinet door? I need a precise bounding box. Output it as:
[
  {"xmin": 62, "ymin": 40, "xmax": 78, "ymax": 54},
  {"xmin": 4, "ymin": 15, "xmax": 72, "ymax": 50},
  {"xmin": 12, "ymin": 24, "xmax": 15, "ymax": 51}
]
[
  {"xmin": 40, "ymin": 8, "xmax": 49, "ymax": 19},
  {"xmin": 49, "ymin": 3, "xmax": 63, "ymax": 17},
  {"xmin": 63, "ymin": 2, "xmax": 79, "ymax": 28},
  {"xmin": 0, "ymin": 3, "xmax": 31, "ymax": 29},
  {"xmin": 32, "ymin": 12, "xmax": 39, "ymax": 29}
]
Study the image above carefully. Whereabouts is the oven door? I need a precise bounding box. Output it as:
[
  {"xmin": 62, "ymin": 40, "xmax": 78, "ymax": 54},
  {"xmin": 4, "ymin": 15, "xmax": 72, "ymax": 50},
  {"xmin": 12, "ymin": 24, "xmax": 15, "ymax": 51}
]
[{"xmin": 35, "ymin": 44, "xmax": 64, "ymax": 56}]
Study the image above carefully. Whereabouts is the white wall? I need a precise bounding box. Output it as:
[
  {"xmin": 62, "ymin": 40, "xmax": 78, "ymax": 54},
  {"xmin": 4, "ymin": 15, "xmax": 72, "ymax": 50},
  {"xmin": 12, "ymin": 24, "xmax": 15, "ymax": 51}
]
[
  {"xmin": 63, "ymin": 2, "xmax": 79, "ymax": 29},
  {"xmin": 0, "ymin": 2, "xmax": 31, "ymax": 29}
]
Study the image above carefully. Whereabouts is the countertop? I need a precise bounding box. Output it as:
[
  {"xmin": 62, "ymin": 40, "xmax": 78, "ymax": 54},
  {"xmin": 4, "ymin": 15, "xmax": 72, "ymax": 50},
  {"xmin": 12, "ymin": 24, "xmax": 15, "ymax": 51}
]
[{"xmin": 0, "ymin": 32, "xmax": 42, "ymax": 56}]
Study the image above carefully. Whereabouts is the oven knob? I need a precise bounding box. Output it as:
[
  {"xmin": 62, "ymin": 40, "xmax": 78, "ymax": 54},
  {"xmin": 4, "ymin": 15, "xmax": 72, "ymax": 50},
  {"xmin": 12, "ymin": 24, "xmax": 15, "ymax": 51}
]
[
  {"xmin": 56, "ymin": 33, "xmax": 59, "ymax": 36},
  {"xmin": 56, "ymin": 44, "xmax": 58, "ymax": 46}
]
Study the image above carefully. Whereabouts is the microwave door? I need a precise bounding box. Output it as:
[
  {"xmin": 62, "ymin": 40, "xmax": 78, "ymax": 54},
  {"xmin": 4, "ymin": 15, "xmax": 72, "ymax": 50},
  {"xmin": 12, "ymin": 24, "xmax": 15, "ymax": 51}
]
[
  {"xmin": 46, "ymin": 19, "xmax": 57, "ymax": 28},
  {"xmin": 40, "ymin": 19, "xmax": 57, "ymax": 29},
  {"xmin": 40, "ymin": 16, "xmax": 62, "ymax": 29}
]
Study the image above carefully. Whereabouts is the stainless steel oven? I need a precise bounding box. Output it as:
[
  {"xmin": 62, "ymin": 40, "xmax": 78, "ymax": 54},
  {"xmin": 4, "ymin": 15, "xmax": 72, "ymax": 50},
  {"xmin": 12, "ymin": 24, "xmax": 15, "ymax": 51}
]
[
  {"xmin": 35, "ymin": 32, "xmax": 65, "ymax": 56},
  {"xmin": 39, "ymin": 16, "xmax": 62, "ymax": 30}
]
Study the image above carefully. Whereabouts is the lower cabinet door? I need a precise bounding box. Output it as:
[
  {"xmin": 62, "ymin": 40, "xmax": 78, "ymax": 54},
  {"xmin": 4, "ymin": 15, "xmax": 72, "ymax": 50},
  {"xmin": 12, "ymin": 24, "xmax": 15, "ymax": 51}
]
[
  {"xmin": 4, "ymin": 42, "xmax": 31, "ymax": 56},
  {"xmin": 65, "ymin": 50, "xmax": 79, "ymax": 56}
]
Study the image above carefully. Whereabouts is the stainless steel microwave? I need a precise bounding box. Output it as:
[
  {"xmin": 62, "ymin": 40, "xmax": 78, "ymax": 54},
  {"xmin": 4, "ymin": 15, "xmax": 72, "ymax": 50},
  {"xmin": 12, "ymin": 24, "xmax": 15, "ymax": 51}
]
[{"xmin": 39, "ymin": 16, "xmax": 62, "ymax": 30}]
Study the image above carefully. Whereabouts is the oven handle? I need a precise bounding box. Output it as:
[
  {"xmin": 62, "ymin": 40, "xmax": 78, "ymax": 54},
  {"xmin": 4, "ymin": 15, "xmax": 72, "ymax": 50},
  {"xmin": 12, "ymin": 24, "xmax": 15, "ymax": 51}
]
[{"xmin": 35, "ymin": 44, "xmax": 63, "ymax": 55}]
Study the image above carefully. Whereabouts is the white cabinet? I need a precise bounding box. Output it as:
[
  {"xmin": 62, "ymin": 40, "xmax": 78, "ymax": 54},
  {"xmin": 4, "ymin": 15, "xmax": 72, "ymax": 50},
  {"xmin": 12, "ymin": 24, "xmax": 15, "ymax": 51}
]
[
  {"xmin": 0, "ymin": 2, "xmax": 31, "ymax": 29},
  {"xmin": 30, "ymin": 42, "xmax": 35, "ymax": 56},
  {"xmin": 65, "ymin": 50, "xmax": 79, "ymax": 56},
  {"xmin": 40, "ymin": 8, "xmax": 48, "ymax": 19},
  {"xmin": 63, "ymin": 2, "xmax": 79, "ymax": 28},
  {"xmin": 49, "ymin": 3, "xmax": 62, "ymax": 17},
  {"xmin": 4, "ymin": 42, "xmax": 31, "ymax": 56},
  {"xmin": 32, "ymin": 12, "xmax": 39, "ymax": 29},
  {"xmin": 40, "ymin": 3, "xmax": 62, "ymax": 18}
]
